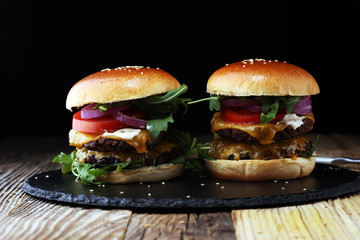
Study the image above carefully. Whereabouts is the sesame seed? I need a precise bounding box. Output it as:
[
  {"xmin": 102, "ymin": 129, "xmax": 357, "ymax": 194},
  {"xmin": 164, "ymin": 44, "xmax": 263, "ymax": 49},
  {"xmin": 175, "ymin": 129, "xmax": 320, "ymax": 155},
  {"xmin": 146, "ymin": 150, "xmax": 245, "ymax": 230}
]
[
  {"xmin": 35, "ymin": 177, "xmax": 38, "ymax": 180},
  {"xmin": 120, "ymin": 191, "xmax": 124, "ymax": 194},
  {"xmin": 161, "ymin": 182, "xmax": 165, "ymax": 185},
  {"xmin": 90, "ymin": 189, "xmax": 94, "ymax": 192},
  {"xmin": 148, "ymin": 193, "xmax": 152, "ymax": 197},
  {"xmin": 221, "ymin": 186, "xmax": 224, "ymax": 189},
  {"xmin": 147, "ymin": 185, "xmax": 151, "ymax": 188},
  {"xmin": 45, "ymin": 175, "xmax": 49, "ymax": 178},
  {"xmin": 285, "ymin": 181, "xmax": 289, "ymax": 184},
  {"xmin": 281, "ymin": 187, "xmax": 285, "ymax": 190},
  {"xmin": 274, "ymin": 180, "xmax": 278, "ymax": 183},
  {"xmin": 303, "ymin": 188, "xmax": 307, "ymax": 191},
  {"xmin": 186, "ymin": 195, "xmax": 191, "ymax": 199},
  {"xmin": 201, "ymin": 183, "xmax": 205, "ymax": 187},
  {"xmin": 216, "ymin": 182, "xmax": 220, "ymax": 185}
]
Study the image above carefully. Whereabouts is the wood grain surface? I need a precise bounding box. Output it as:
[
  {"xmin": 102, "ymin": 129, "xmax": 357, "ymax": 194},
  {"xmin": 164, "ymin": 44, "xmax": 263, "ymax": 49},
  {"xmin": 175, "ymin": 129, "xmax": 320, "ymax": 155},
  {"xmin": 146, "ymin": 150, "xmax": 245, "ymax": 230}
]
[{"xmin": 1, "ymin": 134, "xmax": 360, "ymax": 239}]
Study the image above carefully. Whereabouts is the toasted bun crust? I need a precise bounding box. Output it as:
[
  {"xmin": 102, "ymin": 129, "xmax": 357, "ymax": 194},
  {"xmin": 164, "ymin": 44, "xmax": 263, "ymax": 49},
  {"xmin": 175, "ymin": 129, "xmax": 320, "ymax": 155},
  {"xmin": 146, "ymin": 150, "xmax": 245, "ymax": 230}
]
[
  {"xmin": 96, "ymin": 163, "xmax": 185, "ymax": 184},
  {"xmin": 207, "ymin": 59, "xmax": 320, "ymax": 96},
  {"xmin": 205, "ymin": 155, "xmax": 316, "ymax": 181},
  {"xmin": 66, "ymin": 66, "xmax": 181, "ymax": 110}
]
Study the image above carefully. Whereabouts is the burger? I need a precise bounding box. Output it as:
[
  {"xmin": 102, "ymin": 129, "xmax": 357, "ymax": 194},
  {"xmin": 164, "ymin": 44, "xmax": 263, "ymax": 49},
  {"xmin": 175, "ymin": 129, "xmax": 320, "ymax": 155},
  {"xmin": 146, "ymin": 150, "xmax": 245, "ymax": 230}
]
[
  {"xmin": 53, "ymin": 66, "xmax": 191, "ymax": 184},
  {"xmin": 193, "ymin": 59, "xmax": 320, "ymax": 181}
]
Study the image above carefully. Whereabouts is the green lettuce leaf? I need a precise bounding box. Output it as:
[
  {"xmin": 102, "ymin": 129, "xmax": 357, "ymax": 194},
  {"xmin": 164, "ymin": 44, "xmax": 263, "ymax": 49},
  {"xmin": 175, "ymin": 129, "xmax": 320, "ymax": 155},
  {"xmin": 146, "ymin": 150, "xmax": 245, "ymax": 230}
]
[
  {"xmin": 146, "ymin": 113, "xmax": 174, "ymax": 139},
  {"xmin": 52, "ymin": 151, "xmax": 76, "ymax": 173}
]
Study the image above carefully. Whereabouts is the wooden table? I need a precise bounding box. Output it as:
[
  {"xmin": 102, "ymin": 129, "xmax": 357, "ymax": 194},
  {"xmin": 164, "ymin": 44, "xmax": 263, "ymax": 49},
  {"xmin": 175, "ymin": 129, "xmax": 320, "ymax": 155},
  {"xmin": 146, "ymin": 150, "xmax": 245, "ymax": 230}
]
[{"xmin": 1, "ymin": 134, "xmax": 360, "ymax": 239}]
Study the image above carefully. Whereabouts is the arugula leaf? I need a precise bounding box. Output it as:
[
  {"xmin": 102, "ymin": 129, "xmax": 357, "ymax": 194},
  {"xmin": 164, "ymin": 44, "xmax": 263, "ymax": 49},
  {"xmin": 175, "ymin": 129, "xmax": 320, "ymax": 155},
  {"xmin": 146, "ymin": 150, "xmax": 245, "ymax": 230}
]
[
  {"xmin": 146, "ymin": 113, "xmax": 174, "ymax": 138},
  {"xmin": 93, "ymin": 102, "xmax": 125, "ymax": 112},
  {"xmin": 187, "ymin": 94, "xmax": 221, "ymax": 111},
  {"xmin": 131, "ymin": 84, "xmax": 190, "ymax": 138},
  {"xmin": 186, "ymin": 158, "xmax": 207, "ymax": 172},
  {"xmin": 71, "ymin": 162, "xmax": 99, "ymax": 185},
  {"xmin": 168, "ymin": 126, "xmax": 192, "ymax": 150},
  {"xmin": 52, "ymin": 151, "xmax": 76, "ymax": 173},
  {"xmin": 143, "ymin": 84, "xmax": 189, "ymax": 104},
  {"xmin": 169, "ymin": 136, "xmax": 213, "ymax": 171},
  {"xmin": 257, "ymin": 96, "xmax": 301, "ymax": 124},
  {"xmin": 258, "ymin": 97, "xmax": 280, "ymax": 125},
  {"xmin": 133, "ymin": 84, "xmax": 190, "ymax": 114},
  {"xmin": 301, "ymin": 135, "xmax": 320, "ymax": 158},
  {"xmin": 93, "ymin": 103, "xmax": 111, "ymax": 112}
]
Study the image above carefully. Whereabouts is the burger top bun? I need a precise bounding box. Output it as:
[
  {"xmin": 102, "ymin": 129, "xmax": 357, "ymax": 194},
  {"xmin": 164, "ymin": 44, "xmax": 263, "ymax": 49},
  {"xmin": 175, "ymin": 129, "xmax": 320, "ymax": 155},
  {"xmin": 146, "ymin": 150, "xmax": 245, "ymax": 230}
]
[
  {"xmin": 66, "ymin": 66, "xmax": 181, "ymax": 110},
  {"xmin": 207, "ymin": 59, "xmax": 320, "ymax": 97}
]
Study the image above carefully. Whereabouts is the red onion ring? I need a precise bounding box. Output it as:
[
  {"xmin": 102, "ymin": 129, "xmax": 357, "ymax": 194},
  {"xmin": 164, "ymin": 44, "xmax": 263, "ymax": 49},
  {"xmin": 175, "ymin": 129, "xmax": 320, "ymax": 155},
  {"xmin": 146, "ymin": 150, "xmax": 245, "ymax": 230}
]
[
  {"xmin": 292, "ymin": 105, "xmax": 312, "ymax": 114},
  {"xmin": 113, "ymin": 111, "xmax": 147, "ymax": 128},
  {"xmin": 81, "ymin": 102, "xmax": 131, "ymax": 119},
  {"xmin": 221, "ymin": 98, "xmax": 261, "ymax": 108},
  {"xmin": 245, "ymin": 105, "xmax": 263, "ymax": 112},
  {"xmin": 294, "ymin": 96, "xmax": 312, "ymax": 108}
]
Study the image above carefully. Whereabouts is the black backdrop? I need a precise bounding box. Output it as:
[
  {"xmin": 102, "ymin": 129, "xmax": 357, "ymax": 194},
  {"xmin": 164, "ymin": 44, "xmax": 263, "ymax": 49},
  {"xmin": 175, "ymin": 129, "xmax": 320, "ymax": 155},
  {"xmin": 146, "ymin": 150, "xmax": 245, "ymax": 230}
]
[{"xmin": 2, "ymin": 1, "xmax": 358, "ymax": 137}]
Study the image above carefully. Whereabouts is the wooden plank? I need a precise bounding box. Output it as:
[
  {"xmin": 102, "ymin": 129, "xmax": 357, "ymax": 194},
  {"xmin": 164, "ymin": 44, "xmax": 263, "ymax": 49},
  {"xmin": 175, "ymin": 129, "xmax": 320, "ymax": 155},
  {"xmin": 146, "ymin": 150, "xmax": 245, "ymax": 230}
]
[
  {"xmin": 232, "ymin": 194, "xmax": 360, "ymax": 240},
  {"xmin": 124, "ymin": 212, "xmax": 236, "ymax": 240},
  {"xmin": 124, "ymin": 213, "xmax": 188, "ymax": 240},
  {"xmin": 183, "ymin": 212, "xmax": 236, "ymax": 240},
  {"xmin": 1, "ymin": 196, "xmax": 132, "ymax": 240}
]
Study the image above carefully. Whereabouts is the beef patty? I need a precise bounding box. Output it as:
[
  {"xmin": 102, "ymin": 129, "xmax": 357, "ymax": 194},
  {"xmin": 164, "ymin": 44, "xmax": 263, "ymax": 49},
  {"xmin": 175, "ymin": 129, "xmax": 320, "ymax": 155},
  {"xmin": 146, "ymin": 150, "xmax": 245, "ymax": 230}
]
[
  {"xmin": 83, "ymin": 132, "xmax": 165, "ymax": 153},
  {"xmin": 209, "ymin": 136, "xmax": 312, "ymax": 160},
  {"xmin": 85, "ymin": 146, "xmax": 183, "ymax": 165},
  {"xmin": 216, "ymin": 118, "xmax": 314, "ymax": 144}
]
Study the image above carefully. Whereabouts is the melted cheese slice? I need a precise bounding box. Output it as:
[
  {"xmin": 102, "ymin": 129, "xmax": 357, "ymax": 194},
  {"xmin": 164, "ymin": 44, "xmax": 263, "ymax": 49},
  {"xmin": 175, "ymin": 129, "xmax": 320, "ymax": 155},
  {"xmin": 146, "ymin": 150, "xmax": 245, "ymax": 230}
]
[
  {"xmin": 211, "ymin": 112, "xmax": 314, "ymax": 145},
  {"xmin": 76, "ymin": 139, "xmax": 180, "ymax": 163},
  {"xmin": 209, "ymin": 136, "xmax": 310, "ymax": 160},
  {"xmin": 69, "ymin": 128, "xmax": 152, "ymax": 154}
]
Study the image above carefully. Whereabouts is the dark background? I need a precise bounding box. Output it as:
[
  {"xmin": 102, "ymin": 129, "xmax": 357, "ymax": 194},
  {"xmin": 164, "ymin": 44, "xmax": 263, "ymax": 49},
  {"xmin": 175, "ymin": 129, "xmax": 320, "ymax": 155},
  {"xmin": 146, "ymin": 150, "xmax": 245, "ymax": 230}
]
[{"xmin": 2, "ymin": 1, "xmax": 358, "ymax": 137}]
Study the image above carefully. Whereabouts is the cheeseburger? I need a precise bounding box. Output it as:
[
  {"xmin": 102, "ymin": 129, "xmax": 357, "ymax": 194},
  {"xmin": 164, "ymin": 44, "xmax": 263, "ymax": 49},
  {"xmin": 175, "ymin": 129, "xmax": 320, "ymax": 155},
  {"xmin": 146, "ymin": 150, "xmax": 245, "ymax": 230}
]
[
  {"xmin": 53, "ymin": 66, "xmax": 190, "ymax": 184},
  {"xmin": 201, "ymin": 59, "xmax": 319, "ymax": 181}
]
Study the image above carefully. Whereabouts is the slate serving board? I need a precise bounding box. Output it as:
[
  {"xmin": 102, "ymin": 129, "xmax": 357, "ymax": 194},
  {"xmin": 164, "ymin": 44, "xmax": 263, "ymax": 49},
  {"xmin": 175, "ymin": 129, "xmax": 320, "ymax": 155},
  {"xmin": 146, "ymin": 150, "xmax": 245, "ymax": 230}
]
[{"xmin": 23, "ymin": 164, "xmax": 360, "ymax": 209}]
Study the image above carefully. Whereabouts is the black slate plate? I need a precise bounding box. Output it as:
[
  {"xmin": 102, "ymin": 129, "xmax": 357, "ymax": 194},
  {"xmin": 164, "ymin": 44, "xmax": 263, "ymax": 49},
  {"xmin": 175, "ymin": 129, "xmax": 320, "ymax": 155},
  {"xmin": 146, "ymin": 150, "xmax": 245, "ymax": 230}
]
[{"xmin": 23, "ymin": 164, "xmax": 360, "ymax": 209}]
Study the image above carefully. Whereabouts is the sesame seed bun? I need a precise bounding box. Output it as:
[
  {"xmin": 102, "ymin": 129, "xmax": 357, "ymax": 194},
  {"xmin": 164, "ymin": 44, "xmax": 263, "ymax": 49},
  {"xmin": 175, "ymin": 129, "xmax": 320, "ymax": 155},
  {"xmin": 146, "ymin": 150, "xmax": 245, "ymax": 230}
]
[
  {"xmin": 205, "ymin": 154, "xmax": 316, "ymax": 181},
  {"xmin": 66, "ymin": 66, "xmax": 181, "ymax": 110},
  {"xmin": 207, "ymin": 59, "xmax": 320, "ymax": 96}
]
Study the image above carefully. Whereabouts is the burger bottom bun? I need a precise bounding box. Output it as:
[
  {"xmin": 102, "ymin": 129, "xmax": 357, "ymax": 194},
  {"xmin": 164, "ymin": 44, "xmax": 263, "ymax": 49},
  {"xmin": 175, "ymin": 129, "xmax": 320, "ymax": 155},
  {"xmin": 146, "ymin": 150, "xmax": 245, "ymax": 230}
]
[
  {"xmin": 96, "ymin": 163, "xmax": 185, "ymax": 184},
  {"xmin": 205, "ymin": 155, "xmax": 316, "ymax": 181}
]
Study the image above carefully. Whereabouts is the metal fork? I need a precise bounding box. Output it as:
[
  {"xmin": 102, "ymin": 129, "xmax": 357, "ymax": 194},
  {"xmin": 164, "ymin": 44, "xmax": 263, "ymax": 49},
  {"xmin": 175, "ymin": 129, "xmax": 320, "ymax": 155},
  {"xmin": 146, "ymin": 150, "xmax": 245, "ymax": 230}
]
[{"xmin": 316, "ymin": 157, "xmax": 360, "ymax": 165}]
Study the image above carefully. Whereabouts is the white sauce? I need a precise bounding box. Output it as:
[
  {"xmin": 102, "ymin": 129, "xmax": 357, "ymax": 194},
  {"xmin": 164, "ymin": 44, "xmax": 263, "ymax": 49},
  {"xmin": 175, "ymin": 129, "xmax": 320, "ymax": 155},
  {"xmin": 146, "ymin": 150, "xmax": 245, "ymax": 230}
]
[
  {"xmin": 279, "ymin": 114, "xmax": 304, "ymax": 130},
  {"xmin": 102, "ymin": 128, "xmax": 141, "ymax": 140}
]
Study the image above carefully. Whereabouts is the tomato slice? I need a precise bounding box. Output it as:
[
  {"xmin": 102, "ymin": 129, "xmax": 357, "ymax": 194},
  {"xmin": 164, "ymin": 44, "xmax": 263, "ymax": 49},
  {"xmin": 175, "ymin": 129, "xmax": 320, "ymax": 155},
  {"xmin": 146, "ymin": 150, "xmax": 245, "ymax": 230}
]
[
  {"xmin": 73, "ymin": 108, "xmax": 145, "ymax": 134},
  {"xmin": 221, "ymin": 108, "xmax": 285, "ymax": 124}
]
